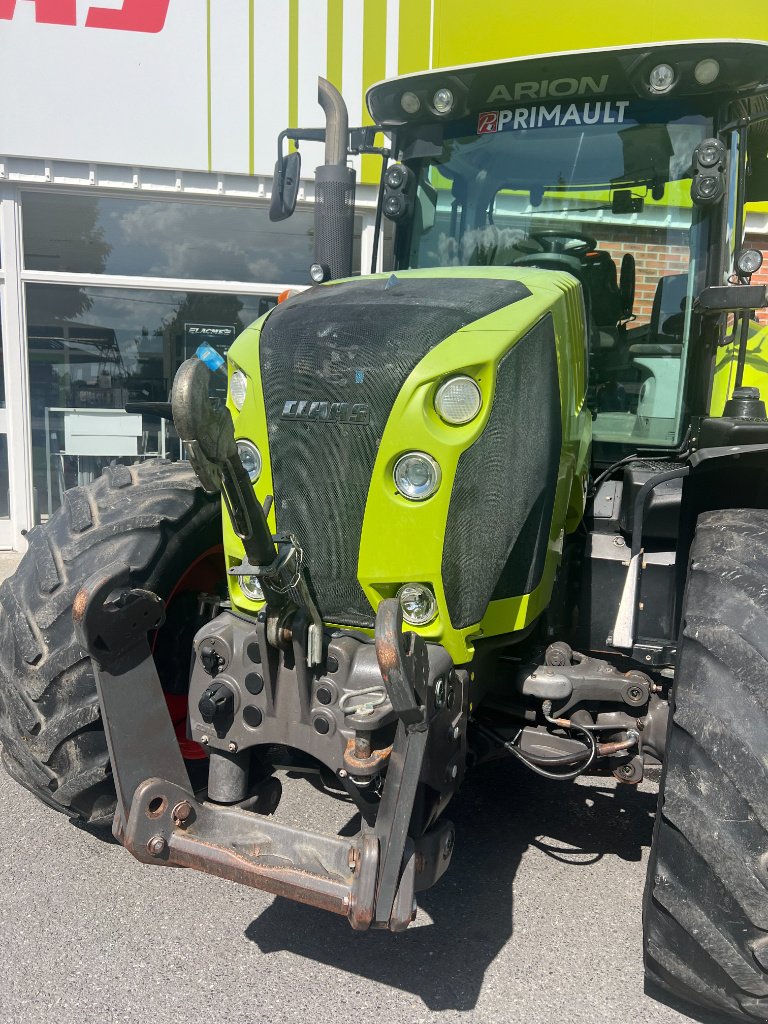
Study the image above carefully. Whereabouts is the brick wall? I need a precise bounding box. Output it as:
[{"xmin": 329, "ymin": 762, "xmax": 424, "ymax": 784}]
[
  {"xmin": 592, "ymin": 225, "xmax": 768, "ymax": 325},
  {"xmin": 745, "ymin": 231, "xmax": 768, "ymax": 324},
  {"xmin": 593, "ymin": 225, "xmax": 690, "ymax": 324}
]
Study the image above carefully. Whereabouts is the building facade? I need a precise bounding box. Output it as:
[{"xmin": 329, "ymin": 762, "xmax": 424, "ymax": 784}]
[{"xmin": 0, "ymin": 0, "xmax": 766, "ymax": 548}]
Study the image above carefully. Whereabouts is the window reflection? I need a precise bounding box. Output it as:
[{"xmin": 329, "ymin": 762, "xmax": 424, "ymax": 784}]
[
  {"xmin": 0, "ymin": 299, "xmax": 5, "ymax": 409},
  {"xmin": 23, "ymin": 192, "xmax": 317, "ymax": 284},
  {"xmin": 0, "ymin": 300, "xmax": 8, "ymax": 519},
  {"xmin": 26, "ymin": 283, "xmax": 276, "ymax": 520},
  {"xmin": 0, "ymin": 435, "xmax": 8, "ymax": 519}
]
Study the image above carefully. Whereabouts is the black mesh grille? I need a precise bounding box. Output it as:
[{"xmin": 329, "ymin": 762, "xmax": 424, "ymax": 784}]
[
  {"xmin": 314, "ymin": 165, "xmax": 356, "ymax": 281},
  {"xmin": 259, "ymin": 276, "xmax": 532, "ymax": 626},
  {"xmin": 442, "ymin": 315, "xmax": 562, "ymax": 629}
]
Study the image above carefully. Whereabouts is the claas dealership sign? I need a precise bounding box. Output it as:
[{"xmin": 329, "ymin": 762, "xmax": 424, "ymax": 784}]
[{"xmin": 0, "ymin": 0, "xmax": 169, "ymax": 32}]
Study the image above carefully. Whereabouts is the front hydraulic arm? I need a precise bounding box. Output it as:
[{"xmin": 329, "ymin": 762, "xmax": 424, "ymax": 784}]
[
  {"xmin": 171, "ymin": 357, "xmax": 276, "ymax": 573},
  {"xmin": 171, "ymin": 357, "xmax": 323, "ymax": 664}
]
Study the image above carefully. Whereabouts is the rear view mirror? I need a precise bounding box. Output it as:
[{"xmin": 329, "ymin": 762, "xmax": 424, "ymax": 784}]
[
  {"xmin": 270, "ymin": 150, "xmax": 301, "ymax": 222},
  {"xmin": 616, "ymin": 123, "xmax": 673, "ymax": 188},
  {"xmin": 612, "ymin": 189, "xmax": 644, "ymax": 215}
]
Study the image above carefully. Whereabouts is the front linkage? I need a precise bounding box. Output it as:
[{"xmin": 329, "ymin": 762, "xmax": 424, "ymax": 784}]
[{"xmin": 71, "ymin": 359, "xmax": 465, "ymax": 930}]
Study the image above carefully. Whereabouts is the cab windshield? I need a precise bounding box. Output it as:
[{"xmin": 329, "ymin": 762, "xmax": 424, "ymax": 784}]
[{"xmin": 399, "ymin": 100, "xmax": 714, "ymax": 447}]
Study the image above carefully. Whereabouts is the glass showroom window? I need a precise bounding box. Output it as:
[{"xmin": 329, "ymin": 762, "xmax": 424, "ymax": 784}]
[
  {"xmin": 0, "ymin": 303, "xmax": 8, "ymax": 520},
  {"xmin": 26, "ymin": 283, "xmax": 276, "ymax": 521},
  {"xmin": 23, "ymin": 192, "xmax": 317, "ymax": 284}
]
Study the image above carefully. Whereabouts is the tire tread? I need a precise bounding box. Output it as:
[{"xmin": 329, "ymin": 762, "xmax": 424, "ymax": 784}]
[
  {"xmin": 644, "ymin": 508, "xmax": 768, "ymax": 1021},
  {"xmin": 0, "ymin": 460, "xmax": 220, "ymax": 824}
]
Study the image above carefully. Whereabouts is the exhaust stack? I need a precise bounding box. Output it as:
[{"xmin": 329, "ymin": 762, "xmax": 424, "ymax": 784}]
[{"xmin": 314, "ymin": 77, "xmax": 356, "ymax": 281}]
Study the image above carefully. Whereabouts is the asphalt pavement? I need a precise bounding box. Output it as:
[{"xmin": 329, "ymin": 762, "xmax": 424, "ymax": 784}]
[{"xmin": 0, "ymin": 550, "xmax": 701, "ymax": 1024}]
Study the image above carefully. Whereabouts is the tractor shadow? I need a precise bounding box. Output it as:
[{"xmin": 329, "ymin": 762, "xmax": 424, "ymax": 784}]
[{"xmin": 244, "ymin": 759, "xmax": 657, "ymax": 1012}]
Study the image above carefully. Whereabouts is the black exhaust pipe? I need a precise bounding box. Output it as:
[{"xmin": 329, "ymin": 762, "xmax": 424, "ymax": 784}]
[{"xmin": 314, "ymin": 77, "xmax": 356, "ymax": 281}]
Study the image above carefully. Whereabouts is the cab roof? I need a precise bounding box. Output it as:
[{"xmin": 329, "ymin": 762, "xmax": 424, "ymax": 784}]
[{"xmin": 366, "ymin": 39, "xmax": 768, "ymax": 127}]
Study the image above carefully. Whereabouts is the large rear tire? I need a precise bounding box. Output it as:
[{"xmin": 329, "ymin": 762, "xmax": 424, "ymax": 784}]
[
  {"xmin": 0, "ymin": 460, "xmax": 221, "ymax": 826},
  {"xmin": 644, "ymin": 508, "xmax": 768, "ymax": 1021}
]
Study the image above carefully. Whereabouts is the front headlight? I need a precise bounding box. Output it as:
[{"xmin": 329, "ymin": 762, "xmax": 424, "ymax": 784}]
[
  {"xmin": 435, "ymin": 375, "xmax": 482, "ymax": 425},
  {"xmin": 432, "ymin": 87, "xmax": 454, "ymax": 114},
  {"xmin": 393, "ymin": 452, "xmax": 441, "ymax": 501},
  {"xmin": 236, "ymin": 439, "xmax": 262, "ymax": 482},
  {"xmin": 239, "ymin": 575, "xmax": 264, "ymax": 601},
  {"xmin": 649, "ymin": 63, "xmax": 676, "ymax": 94},
  {"xmin": 230, "ymin": 369, "xmax": 248, "ymax": 410},
  {"xmin": 736, "ymin": 249, "xmax": 764, "ymax": 277},
  {"xmin": 397, "ymin": 583, "xmax": 438, "ymax": 626}
]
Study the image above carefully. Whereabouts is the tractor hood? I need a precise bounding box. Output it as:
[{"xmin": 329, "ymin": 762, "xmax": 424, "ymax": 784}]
[
  {"xmin": 257, "ymin": 272, "xmax": 531, "ymax": 626},
  {"xmin": 226, "ymin": 268, "xmax": 590, "ymax": 661}
]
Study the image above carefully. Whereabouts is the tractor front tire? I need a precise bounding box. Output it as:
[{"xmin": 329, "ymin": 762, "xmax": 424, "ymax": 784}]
[
  {"xmin": 644, "ymin": 508, "xmax": 768, "ymax": 1021},
  {"xmin": 0, "ymin": 460, "xmax": 220, "ymax": 827}
]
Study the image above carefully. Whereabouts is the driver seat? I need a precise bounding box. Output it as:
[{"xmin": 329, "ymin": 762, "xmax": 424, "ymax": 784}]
[{"xmin": 582, "ymin": 250, "xmax": 623, "ymax": 330}]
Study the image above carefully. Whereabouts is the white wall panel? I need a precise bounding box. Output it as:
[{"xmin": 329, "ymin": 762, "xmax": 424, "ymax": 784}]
[
  {"xmin": 210, "ymin": 0, "xmax": 250, "ymax": 174},
  {"xmin": 385, "ymin": 0, "xmax": 399, "ymax": 79},
  {"xmin": 295, "ymin": 0, "xmax": 328, "ymax": 173},
  {"xmin": 0, "ymin": 0, "xmax": 408, "ymax": 177},
  {"xmin": 251, "ymin": 1, "xmax": 291, "ymax": 176},
  {"xmin": 0, "ymin": 0, "xmax": 209, "ymax": 169},
  {"xmin": 341, "ymin": 0, "xmax": 363, "ymax": 176}
]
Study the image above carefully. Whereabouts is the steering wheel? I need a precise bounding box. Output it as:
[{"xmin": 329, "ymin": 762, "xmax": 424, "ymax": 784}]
[{"xmin": 526, "ymin": 230, "xmax": 598, "ymax": 257}]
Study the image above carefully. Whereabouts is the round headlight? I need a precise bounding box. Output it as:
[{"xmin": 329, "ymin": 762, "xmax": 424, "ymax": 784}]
[
  {"xmin": 649, "ymin": 63, "xmax": 676, "ymax": 94},
  {"xmin": 236, "ymin": 439, "xmax": 262, "ymax": 482},
  {"xmin": 435, "ymin": 375, "xmax": 482, "ymax": 425},
  {"xmin": 400, "ymin": 91, "xmax": 421, "ymax": 114},
  {"xmin": 310, "ymin": 263, "xmax": 328, "ymax": 284},
  {"xmin": 737, "ymin": 249, "xmax": 764, "ymax": 277},
  {"xmin": 397, "ymin": 583, "xmax": 437, "ymax": 626},
  {"xmin": 393, "ymin": 452, "xmax": 441, "ymax": 501},
  {"xmin": 433, "ymin": 87, "xmax": 454, "ymax": 114},
  {"xmin": 694, "ymin": 58, "xmax": 720, "ymax": 86},
  {"xmin": 230, "ymin": 369, "xmax": 248, "ymax": 410},
  {"xmin": 697, "ymin": 176, "xmax": 718, "ymax": 199},
  {"xmin": 239, "ymin": 575, "xmax": 264, "ymax": 602},
  {"xmin": 384, "ymin": 194, "xmax": 405, "ymax": 219},
  {"xmin": 385, "ymin": 164, "xmax": 406, "ymax": 190},
  {"xmin": 698, "ymin": 141, "xmax": 721, "ymax": 168}
]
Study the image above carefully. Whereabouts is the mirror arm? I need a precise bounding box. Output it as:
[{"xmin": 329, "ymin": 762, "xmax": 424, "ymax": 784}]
[
  {"xmin": 275, "ymin": 127, "xmax": 328, "ymax": 168},
  {"xmin": 276, "ymin": 125, "xmax": 387, "ymax": 167},
  {"xmin": 370, "ymin": 150, "xmax": 390, "ymax": 274}
]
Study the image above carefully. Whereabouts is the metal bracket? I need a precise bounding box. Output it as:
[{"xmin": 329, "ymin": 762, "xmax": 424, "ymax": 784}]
[
  {"xmin": 72, "ymin": 561, "xmax": 191, "ymax": 820},
  {"xmin": 125, "ymin": 777, "xmax": 379, "ymax": 929},
  {"xmin": 609, "ymin": 550, "xmax": 642, "ymax": 650},
  {"xmin": 610, "ymin": 464, "xmax": 691, "ymax": 650}
]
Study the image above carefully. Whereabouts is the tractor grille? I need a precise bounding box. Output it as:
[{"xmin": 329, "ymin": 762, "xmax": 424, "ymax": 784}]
[
  {"xmin": 258, "ymin": 276, "xmax": 531, "ymax": 626},
  {"xmin": 442, "ymin": 315, "xmax": 562, "ymax": 629}
]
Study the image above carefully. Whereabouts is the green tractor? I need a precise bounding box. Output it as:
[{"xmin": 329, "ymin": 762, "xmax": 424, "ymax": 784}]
[{"xmin": 4, "ymin": 38, "xmax": 768, "ymax": 1021}]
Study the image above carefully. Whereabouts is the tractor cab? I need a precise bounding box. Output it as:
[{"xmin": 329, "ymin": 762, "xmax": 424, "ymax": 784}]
[{"xmin": 364, "ymin": 41, "xmax": 768, "ymax": 455}]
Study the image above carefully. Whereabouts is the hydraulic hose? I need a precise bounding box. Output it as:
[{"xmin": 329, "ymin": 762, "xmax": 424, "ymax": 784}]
[{"xmin": 473, "ymin": 721, "xmax": 597, "ymax": 781}]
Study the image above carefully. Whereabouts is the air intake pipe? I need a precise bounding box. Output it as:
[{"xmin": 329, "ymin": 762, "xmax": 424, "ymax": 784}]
[{"xmin": 314, "ymin": 77, "xmax": 356, "ymax": 281}]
